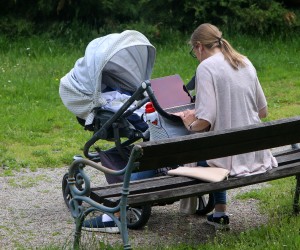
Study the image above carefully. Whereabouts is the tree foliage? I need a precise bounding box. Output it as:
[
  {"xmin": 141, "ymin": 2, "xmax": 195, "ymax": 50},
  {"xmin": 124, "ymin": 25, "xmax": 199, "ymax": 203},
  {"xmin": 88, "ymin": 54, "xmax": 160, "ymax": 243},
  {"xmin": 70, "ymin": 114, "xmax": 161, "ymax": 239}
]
[{"xmin": 0, "ymin": 0, "xmax": 299, "ymax": 38}]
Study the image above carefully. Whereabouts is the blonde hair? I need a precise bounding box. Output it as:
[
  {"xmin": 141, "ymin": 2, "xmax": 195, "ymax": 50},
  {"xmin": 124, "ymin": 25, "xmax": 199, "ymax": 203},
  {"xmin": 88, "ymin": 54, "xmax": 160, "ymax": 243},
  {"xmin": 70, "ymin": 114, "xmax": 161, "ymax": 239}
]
[{"xmin": 190, "ymin": 23, "xmax": 246, "ymax": 70}]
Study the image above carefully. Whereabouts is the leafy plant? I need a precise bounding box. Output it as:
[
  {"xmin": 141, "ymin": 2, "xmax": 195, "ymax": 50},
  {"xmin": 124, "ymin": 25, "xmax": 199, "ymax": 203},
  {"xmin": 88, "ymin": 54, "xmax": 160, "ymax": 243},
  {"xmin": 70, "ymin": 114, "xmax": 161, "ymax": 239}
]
[{"xmin": 0, "ymin": 1, "xmax": 299, "ymax": 38}]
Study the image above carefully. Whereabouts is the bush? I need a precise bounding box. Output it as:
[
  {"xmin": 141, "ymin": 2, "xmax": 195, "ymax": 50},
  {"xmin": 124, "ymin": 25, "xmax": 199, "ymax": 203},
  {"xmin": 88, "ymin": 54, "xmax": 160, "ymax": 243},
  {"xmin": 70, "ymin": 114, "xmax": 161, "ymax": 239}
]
[
  {"xmin": 0, "ymin": 0, "xmax": 299, "ymax": 39},
  {"xmin": 141, "ymin": 0, "xmax": 299, "ymax": 36},
  {"xmin": 0, "ymin": 16, "xmax": 35, "ymax": 37}
]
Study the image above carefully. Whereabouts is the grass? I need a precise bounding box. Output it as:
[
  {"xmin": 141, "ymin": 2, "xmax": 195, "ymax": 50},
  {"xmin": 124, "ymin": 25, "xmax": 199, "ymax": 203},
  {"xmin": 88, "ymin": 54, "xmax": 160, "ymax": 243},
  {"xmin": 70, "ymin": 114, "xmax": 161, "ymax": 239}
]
[
  {"xmin": 1, "ymin": 34, "xmax": 300, "ymax": 172},
  {"xmin": 203, "ymin": 177, "xmax": 300, "ymax": 250},
  {"xmin": 0, "ymin": 36, "xmax": 90, "ymax": 173},
  {"xmin": 1, "ymin": 32, "xmax": 300, "ymax": 249}
]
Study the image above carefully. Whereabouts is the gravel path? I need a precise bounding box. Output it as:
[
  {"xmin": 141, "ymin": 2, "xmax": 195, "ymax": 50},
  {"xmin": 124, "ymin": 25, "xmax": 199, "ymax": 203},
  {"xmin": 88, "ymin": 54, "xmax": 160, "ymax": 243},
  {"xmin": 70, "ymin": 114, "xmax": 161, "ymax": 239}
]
[
  {"xmin": 0, "ymin": 163, "xmax": 273, "ymax": 250},
  {"xmin": 4, "ymin": 144, "xmax": 292, "ymax": 249}
]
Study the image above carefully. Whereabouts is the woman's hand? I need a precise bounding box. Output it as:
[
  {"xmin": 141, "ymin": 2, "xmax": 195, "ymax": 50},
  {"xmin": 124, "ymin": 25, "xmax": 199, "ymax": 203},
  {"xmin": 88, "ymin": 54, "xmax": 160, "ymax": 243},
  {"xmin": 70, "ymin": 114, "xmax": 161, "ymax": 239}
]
[
  {"xmin": 175, "ymin": 109, "xmax": 196, "ymax": 126},
  {"xmin": 174, "ymin": 109, "xmax": 196, "ymax": 130},
  {"xmin": 174, "ymin": 109, "xmax": 210, "ymax": 132}
]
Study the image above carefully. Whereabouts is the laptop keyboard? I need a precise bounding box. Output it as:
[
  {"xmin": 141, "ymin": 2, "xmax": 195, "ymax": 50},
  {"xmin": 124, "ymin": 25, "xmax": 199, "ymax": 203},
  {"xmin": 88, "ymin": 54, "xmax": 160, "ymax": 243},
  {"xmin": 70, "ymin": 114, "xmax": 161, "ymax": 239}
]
[{"xmin": 164, "ymin": 103, "xmax": 195, "ymax": 114}]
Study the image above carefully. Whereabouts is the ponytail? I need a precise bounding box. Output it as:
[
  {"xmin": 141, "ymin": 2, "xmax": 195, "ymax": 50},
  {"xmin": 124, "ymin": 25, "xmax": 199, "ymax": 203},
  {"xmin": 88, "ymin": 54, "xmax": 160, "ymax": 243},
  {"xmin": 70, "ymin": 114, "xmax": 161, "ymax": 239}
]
[
  {"xmin": 190, "ymin": 23, "xmax": 246, "ymax": 70},
  {"xmin": 220, "ymin": 38, "xmax": 246, "ymax": 70}
]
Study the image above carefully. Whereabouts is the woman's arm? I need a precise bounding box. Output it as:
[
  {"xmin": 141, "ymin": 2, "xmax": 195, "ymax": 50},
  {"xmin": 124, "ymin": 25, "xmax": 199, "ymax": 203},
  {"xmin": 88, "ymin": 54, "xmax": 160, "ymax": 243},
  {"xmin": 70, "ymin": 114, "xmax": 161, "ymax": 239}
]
[
  {"xmin": 175, "ymin": 109, "xmax": 210, "ymax": 132},
  {"xmin": 258, "ymin": 106, "xmax": 268, "ymax": 118}
]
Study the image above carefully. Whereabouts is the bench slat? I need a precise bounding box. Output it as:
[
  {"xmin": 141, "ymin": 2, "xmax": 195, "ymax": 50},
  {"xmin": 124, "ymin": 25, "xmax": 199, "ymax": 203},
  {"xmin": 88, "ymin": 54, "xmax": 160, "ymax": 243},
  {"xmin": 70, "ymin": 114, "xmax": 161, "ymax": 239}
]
[
  {"xmin": 277, "ymin": 149, "xmax": 300, "ymax": 165},
  {"xmin": 137, "ymin": 117, "xmax": 300, "ymax": 170},
  {"xmin": 127, "ymin": 162, "xmax": 300, "ymax": 206},
  {"xmin": 90, "ymin": 150, "xmax": 300, "ymax": 205},
  {"xmin": 90, "ymin": 176, "xmax": 199, "ymax": 204}
]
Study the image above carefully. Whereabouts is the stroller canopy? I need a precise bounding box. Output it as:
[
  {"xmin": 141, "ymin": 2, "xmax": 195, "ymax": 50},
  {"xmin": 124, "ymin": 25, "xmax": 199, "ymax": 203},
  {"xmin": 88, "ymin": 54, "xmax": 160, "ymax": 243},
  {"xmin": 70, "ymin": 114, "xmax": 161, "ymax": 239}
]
[{"xmin": 59, "ymin": 30, "xmax": 156, "ymax": 124}]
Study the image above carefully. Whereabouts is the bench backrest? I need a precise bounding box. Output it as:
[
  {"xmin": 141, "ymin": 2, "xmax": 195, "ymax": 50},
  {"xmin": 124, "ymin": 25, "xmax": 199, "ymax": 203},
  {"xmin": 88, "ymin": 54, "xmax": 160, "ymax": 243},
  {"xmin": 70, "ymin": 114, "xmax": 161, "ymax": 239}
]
[{"xmin": 135, "ymin": 116, "xmax": 300, "ymax": 171}]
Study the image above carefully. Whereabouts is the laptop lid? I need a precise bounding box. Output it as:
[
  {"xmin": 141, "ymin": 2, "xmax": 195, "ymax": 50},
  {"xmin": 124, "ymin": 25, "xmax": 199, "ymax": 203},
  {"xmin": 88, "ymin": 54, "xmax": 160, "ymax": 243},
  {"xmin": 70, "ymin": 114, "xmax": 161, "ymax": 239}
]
[{"xmin": 150, "ymin": 74, "xmax": 193, "ymax": 110}]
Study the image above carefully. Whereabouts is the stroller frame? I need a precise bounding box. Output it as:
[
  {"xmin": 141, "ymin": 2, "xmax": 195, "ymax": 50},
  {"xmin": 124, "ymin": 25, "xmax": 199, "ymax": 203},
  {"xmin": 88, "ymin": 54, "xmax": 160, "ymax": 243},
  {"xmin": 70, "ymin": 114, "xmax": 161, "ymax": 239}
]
[
  {"xmin": 60, "ymin": 30, "xmax": 213, "ymax": 249},
  {"xmin": 62, "ymin": 78, "xmax": 214, "ymax": 248}
]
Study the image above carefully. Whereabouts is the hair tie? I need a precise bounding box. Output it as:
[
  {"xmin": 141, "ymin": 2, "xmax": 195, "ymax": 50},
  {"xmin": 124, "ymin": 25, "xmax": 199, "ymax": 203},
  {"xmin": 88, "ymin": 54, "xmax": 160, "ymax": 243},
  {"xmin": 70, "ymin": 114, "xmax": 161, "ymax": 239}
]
[{"xmin": 218, "ymin": 36, "xmax": 222, "ymax": 45}]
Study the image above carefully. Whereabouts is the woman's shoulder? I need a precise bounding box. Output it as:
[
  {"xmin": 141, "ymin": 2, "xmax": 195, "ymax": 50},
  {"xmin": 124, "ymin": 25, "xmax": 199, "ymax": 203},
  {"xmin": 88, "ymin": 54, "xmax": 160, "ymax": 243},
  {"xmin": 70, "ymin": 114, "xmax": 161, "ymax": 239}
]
[
  {"xmin": 243, "ymin": 56, "xmax": 252, "ymax": 65},
  {"xmin": 241, "ymin": 56, "xmax": 257, "ymax": 73},
  {"xmin": 198, "ymin": 52, "xmax": 225, "ymax": 71}
]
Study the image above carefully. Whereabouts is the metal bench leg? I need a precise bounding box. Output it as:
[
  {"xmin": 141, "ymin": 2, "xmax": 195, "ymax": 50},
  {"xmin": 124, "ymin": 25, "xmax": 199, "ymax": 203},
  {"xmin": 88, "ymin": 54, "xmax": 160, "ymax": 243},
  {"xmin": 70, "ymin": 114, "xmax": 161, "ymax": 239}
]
[
  {"xmin": 120, "ymin": 201, "xmax": 131, "ymax": 250},
  {"xmin": 293, "ymin": 174, "xmax": 300, "ymax": 214},
  {"xmin": 119, "ymin": 173, "xmax": 132, "ymax": 250},
  {"xmin": 118, "ymin": 146, "xmax": 143, "ymax": 250},
  {"xmin": 73, "ymin": 213, "xmax": 84, "ymax": 249}
]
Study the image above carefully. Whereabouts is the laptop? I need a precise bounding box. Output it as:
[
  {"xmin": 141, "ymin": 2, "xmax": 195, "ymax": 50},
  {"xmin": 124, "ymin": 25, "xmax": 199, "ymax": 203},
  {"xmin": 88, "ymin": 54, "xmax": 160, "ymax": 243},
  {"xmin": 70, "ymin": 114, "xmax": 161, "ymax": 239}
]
[{"xmin": 150, "ymin": 74, "xmax": 195, "ymax": 114}]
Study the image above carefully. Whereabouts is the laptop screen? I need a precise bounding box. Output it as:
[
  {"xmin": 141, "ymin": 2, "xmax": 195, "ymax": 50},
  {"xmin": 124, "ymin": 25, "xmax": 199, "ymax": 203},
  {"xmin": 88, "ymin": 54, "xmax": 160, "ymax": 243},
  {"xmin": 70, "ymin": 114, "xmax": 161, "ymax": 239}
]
[{"xmin": 150, "ymin": 74, "xmax": 193, "ymax": 110}]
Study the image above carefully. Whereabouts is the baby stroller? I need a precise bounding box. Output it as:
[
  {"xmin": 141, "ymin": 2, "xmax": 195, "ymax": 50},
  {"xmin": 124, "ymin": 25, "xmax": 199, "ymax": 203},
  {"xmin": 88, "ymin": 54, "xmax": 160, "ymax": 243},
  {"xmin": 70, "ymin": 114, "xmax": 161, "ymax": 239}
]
[{"xmin": 60, "ymin": 30, "xmax": 214, "ymax": 230}]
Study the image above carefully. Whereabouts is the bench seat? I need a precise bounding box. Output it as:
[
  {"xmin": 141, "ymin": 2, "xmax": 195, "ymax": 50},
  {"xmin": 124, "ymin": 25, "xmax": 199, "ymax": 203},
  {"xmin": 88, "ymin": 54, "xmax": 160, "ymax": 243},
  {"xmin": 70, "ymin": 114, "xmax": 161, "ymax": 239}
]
[
  {"xmin": 67, "ymin": 116, "xmax": 300, "ymax": 249},
  {"xmin": 90, "ymin": 149, "xmax": 300, "ymax": 206}
]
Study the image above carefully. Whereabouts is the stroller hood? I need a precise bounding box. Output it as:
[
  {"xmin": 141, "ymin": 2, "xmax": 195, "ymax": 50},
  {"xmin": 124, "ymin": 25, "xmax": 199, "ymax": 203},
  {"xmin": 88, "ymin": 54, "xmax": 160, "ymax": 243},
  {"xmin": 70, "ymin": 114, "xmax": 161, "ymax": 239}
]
[{"xmin": 59, "ymin": 30, "xmax": 156, "ymax": 124}]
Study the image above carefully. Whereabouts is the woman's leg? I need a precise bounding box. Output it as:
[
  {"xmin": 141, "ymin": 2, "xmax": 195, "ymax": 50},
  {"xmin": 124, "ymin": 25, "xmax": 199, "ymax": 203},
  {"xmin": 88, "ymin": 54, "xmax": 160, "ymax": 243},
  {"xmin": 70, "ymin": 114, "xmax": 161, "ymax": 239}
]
[
  {"xmin": 213, "ymin": 191, "xmax": 227, "ymax": 213},
  {"xmin": 197, "ymin": 161, "xmax": 229, "ymax": 228},
  {"xmin": 130, "ymin": 170, "xmax": 156, "ymax": 181},
  {"xmin": 197, "ymin": 161, "xmax": 227, "ymax": 212}
]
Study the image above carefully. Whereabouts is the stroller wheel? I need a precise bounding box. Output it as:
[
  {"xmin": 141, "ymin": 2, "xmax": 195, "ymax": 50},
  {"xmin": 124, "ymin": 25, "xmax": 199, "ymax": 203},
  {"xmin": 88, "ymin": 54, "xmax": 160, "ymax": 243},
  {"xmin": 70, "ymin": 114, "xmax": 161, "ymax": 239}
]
[
  {"xmin": 126, "ymin": 205, "xmax": 152, "ymax": 230},
  {"xmin": 195, "ymin": 193, "xmax": 215, "ymax": 215},
  {"xmin": 62, "ymin": 170, "xmax": 84, "ymax": 208}
]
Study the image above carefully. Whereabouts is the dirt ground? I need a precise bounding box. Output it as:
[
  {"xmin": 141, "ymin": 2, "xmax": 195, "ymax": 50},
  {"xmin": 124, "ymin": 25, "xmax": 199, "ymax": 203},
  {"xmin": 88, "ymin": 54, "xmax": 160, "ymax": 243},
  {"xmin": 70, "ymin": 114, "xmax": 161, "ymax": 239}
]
[{"xmin": 0, "ymin": 166, "xmax": 270, "ymax": 250}]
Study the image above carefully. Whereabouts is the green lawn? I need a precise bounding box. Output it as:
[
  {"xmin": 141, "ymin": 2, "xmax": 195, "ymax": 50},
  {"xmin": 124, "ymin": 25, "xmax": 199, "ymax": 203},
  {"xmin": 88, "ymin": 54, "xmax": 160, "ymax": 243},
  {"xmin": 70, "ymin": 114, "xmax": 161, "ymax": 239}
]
[
  {"xmin": 0, "ymin": 35, "xmax": 299, "ymax": 172},
  {"xmin": 0, "ymin": 33, "xmax": 300, "ymax": 249}
]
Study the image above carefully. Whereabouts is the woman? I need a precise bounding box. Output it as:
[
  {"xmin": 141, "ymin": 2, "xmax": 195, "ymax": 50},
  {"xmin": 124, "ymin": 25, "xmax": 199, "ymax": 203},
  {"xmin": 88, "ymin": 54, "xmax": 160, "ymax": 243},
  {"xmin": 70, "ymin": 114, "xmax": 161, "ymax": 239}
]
[{"xmin": 176, "ymin": 23, "xmax": 277, "ymax": 229}]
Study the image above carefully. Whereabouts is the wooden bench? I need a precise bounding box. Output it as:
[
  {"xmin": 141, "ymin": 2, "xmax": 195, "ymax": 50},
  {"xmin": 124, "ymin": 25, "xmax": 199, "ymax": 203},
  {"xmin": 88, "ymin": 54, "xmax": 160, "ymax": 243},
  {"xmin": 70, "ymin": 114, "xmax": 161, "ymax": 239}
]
[{"xmin": 66, "ymin": 116, "xmax": 300, "ymax": 250}]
